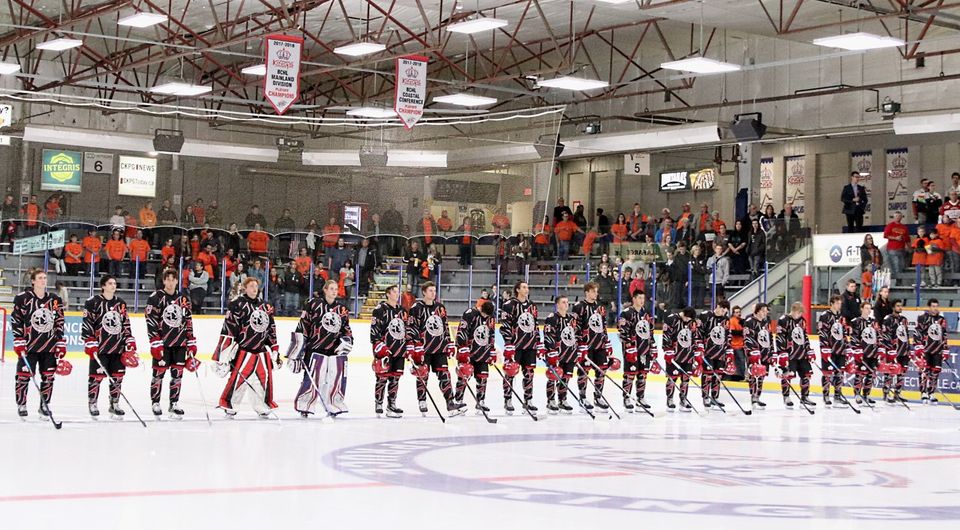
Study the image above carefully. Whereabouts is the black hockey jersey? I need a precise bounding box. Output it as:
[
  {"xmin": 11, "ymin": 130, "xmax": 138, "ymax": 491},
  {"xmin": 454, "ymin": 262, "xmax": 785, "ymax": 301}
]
[
  {"xmin": 817, "ymin": 310, "xmax": 847, "ymax": 355},
  {"xmin": 296, "ymin": 297, "xmax": 353, "ymax": 354},
  {"xmin": 145, "ymin": 289, "xmax": 195, "ymax": 348},
  {"xmin": 662, "ymin": 313, "xmax": 700, "ymax": 363},
  {"xmin": 849, "ymin": 316, "xmax": 881, "ymax": 357},
  {"xmin": 617, "ymin": 306, "xmax": 654, "ymax": 357},
  {"xmin": 543, "ymin": 311, "xmax": 580, "ymax": 362},
  {"xmin": 370, "ymin": 302, "xmax": 408, "ymax": 357},
  {"xmin": 216, "ymin": 295, "xmax": 277, "ymax": 358},
  {"xmin": 742, "ymin": 315, "xmax": 773, "ymax": 357},
  {"xmin": 776, "ymin": 314, "xmax": 811, "ymax": 360},
  {"xmin": 12, "ymin": 290, "xmax": 65, "ymax": 353},
  {"xmin": 407, "ymin": 300, "xmax": 453, "ymax": 355},
  {"xmin": 881, "ymin": 313, "xmax": 910, "ymax": 358},
  {"xmin": 456, "ymin": 308, "xmax": 495, "ymax": 362},
  {"xmin": 698, "ymin": 311, "xmax": 730, "ymax": 360},
  {"xmin": 500, "ymin": 298, "xmax": 541, "ymax": 350},
  {"xmin": 82, "ymin": 295, "xmax": 134, "ymax": 356},
  {"xmin": 571, "ymin": 300, "xmax": 610, "ymax": 351},
  {"xmin": 914, "ymin": 312, "xmax": 948, "ymax": 356}
]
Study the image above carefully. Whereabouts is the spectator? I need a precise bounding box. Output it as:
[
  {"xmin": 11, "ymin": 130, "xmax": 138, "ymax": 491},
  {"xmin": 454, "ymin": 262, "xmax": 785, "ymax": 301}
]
[
  {"xmin": 104, "ymin": 230, "xmax": 127, "ymax": 277},
  {"xmin": 490, "ymin": 209, "xmax": 510, "ymax": 234},
  {"xmin": 267, "ymin": 267, "xmax": 283, "ymax": 311},
  {"xmin": 580, "ymin": 226, "xmax": 600, "ymax": 257},
  {"xmin": 229, "ymin": 261, "xmax": 249, "ymax": 293},
  {"xmin": 675, "ymin": 218, "xmax": 695, "ymax": 248},
  {"xmin": 157, "ymin": 199, "xmax": 178, "ymax": 225},
  {"xmin": 311, "ymin": 262, "xmax": 330, "ymax": 296},
  {"xmin": 925, "ymin": 182, "xmax": 943, "ymax": 225},
  {"xmin": 21, "ymin": 195, "xmax": 41, "ymax": 234},
  {"xmin": 627, "ymin": 203, "xmax": 646, "ymax": 241},
  {"xmin": 206, "ymin": 200, "xmax": 222, "ymax": 227},
  {"xmin": 659, "ymin": 232, "xmax": 676, "ymax": 256},
  {"xmin": 222, "ymin": 248, "xmax": 237, "ymax": 284},
  {"xmin": 913, "ymin": 179, "xmax": 931, "ymax": 223},
  {"xmin": 874, "ymin": 286, "xmax": 893, "ymax": 322},
  {"xmin": 697, "ymin": 215, "xmax": 717, "ymax": 247},
  {"xmin": 553, "ymin": 212, "xmax": 580, "ymax": 261},
  {"xmin": 340, "ymin": 259, "xmax": 355, "ymax": 301},
  {"xmin": 224, "ymin": 222, "xmax": 242, "ymax": 256},
  {"xmin": 403, "ymin": 240, "xmax": 426, "ymax": 293},
  {"xmin": 419, "ymin": 210, "xmax": 438, "ymax": 245},
  {"xmin": 617, "ymin": 266, "xmax": 634, "ymax": 313},
  {"xmin": 860, "ymin": 234, "xmax": 883, "ymax": 271},
  {"xmin": 938, "ymin": 216, "xmax": 960, "ymax": 286},
  {"xmin": 48, "ymin": 244, "xmax": 66, "ymax": 275},
  {"xmin": 139, "ymin": 200, "xmax": 157, "ymax": 242},
  {"xmin": 552, "ymin": 197, "xmax": 573, "ymax": 225},
  {"xmin": 950, "ymin": 172, "xmax": 960, "ymax": 195},
  {"xmin": 108, "ymin": 206, "xmax": 125, "ymax": 230},
  {"xmin": 705, "ymin": 243, "xmax": 730, "ymax": 303},
  {"xmin": 196, "ymin": 244, "xmax": 218, "ymax": 291},
  {"xmin": 432, "ymin": 209, "xmax": 452, "ymax": 233},
  {"xmin": 533, "ymin": 216, "xmax": 552, "ymax": 259},
  {"xmin": 611, "ymin": 213, "xmax": 629, "ymax": 244},
  {"xmin": 740, "ymin": 204, "xmax": 760, "ymax": 236},
  {"xmin": 778, "ymin": 203, "xmax": 801, "ymax": 250},
  {"xmin": 294, "ymin": 247, "xmax": 312, "ymax": 275},
  {"xmin": 282, "ymin": 262, "xmax": 303, "ymax": 316},
  {"xmin": 355, "ymin": 238, "xmax": 378, "ymax": 295},
  {"xmin": 188, "ymin": 261, "xmax": 209, "ymax": 313},
  {"xmin": 728, "ymin": 305, "xmax": 746, "ymax": 380},
  {"xmin": 841, "ymin": 171, "xmax": 868, "ymax": 232},
  {"xmin": 248, "ymin": 259, "xmax": 265, "ymax": 290},
  {"xmin": 44, "ymin": 193, "xmax": 61, "ymax": 221},
  {"xmin": 711, "ymin": 210, "xmax": 726, "ymax": 233},
  {"xmin": 840, "ymin": 279, "xmax": 861, "ymax": 322},
  {"xmin": 747, "ymin": 219, "xmax": 766, "ymax": 276},
  {"xmin": 64, "ymin": 234, "xmax": 83, "ymax": 277},
  {"xmin": 596, "ymin": 208, "xmax": 610, "ymax": 236},
  {"xmin": 926, "ymin": 229, "xmax": 946, "ymax": 287},
  {"xmin": 1, "ymin": 194, "xmax": 18, "ymax": 245},
  {"xmin": 275, "ymin": 208, "xmax": 296, "ymax": 232},
  {"xmin": 129, "ymin": 230, "xmax": 150, "ymax": 279},
  {"xmin": 689, "ymin": 244, "xmax": 708, "ymax": 309},
  {"xmin": 628, "ymin": 268, "xmax": 646, "ymax": 299},
  {"xmin": 759, "ymin": 204, "xmax": 777, "ymax": 231},
  {"xmin": 458, "ymin": 217, "xmax": 475, "ymax": 266},
  {"xmin": 182, "ymin": 204, "xmax": 197, "ymax": 227},
  {"xmin": 247, "ymin": 223, "xmax": 269, "ymax": 258},
  {"xmin": 327, "ymin": 237, "xmax": 351, "ymax": 275},
  {"xmin": 81, "ymin": 230, "xmax": 103, "ymax": 272},
  {"xmin": 659, "ymin": 208, "xmax": 673, "ymax": 224},
  {"xmin": 161, "ymin": 238, "xmax": 176, "ymax": 264},
  {"xmin": 940, "ymin": 189, "xmax": 960, "ymax": 224},
  {"xmin": 883, "ymin": 211, "xmax": 909, "ymax": 279},
  {"xmin": 911, "ymin": 226, "xmax": 930, "ymax": 286},
  {"xmin": 322, "ymin": 217, "xmax": 341, "ymax": 250},
  {"xmin": 727, "ymin": 220, "xmax": 748, "ymax": 274},
  {"xmin": 123, "ymin": 210, "xmax": 138, "ymax": 242},
  {"xmin": 697, "ymin": 203, "xmax": 712, "ymax": 233},
  {"xmin": 193, "ymin": 198, "xmax": 206, "ymax": 225},
  {"xmin": 275, "ymin": 208, "xmax": 296, "ymax": 257},
  {"xmin": 654, "ymin": 218, "xmax": 676, "ymax": 243},
  {"xmin": 55, "ymin": 281, "xmax": 70, "ymax": 311},
  {"xmin": 381, "ymin": 203, "xmax": 404, "ymax": 235},
  {"xmin": 678, "ymin": 203, "xmax": 694, "ymax": 225},
  {"xmin": 243, "ymin": 205, "xmax": 266, "ymax": 229},
  {"xmin": 596, "ymin": 262, "xmax": 617, "ymax": 319}
]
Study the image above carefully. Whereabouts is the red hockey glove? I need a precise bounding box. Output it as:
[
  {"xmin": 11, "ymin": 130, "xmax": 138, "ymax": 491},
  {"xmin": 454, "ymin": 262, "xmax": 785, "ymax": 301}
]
[
  {"xmin": 546, "ymin": 350, "xmax": 559, "ymax": 367},
  {"xmin": 503, "ymin": 360, "xmax": 520, "ymax": 377},
  {"xmin": 503, "ymin": 344, "xmax": 516, "ymax": 363},
  {"xmin": 777, "ymin": 353, "xmax": 789, "ymax": 368},
  {"xmin": 608, "ymin": 357, "xmax": 622, "ymax": 371},
  {"xmin": 577, "ymin": 344, "xmax": 589, "ymax": 363},
  {"xmin": 372, "ymin": 357, "xmax": 390, "ymax": 376},
  {"xmin": 373, "ymin": 341, "xmax": 390, "ymax": 359},
  {"xmin": 55, "ymin": 340, "xmax": 67, "ymax": 360},
  {"xmin": 692, "ymin": 357, "xmax": 703, "ymax": 377},
  {"xmin": 605, "ymin": 342, "xmax": 614, "ymax": 357},
  {"xmin": 537, "ymin": 343, "xmax": 547, "ymax": 359},
  {"xmin": 184, "ymin": 356, "xmax": 201, "ymax": 373},
  {"xmin": 663, "ymin": 351, "xmax": 675, "ymax": 369},
  {"xmin": 84, "ymin": 341, "xmax": 99, "ymax": 358},
  {"xmin": 410, "ymin": 363, "xmax": 429, "ymax": 379},
  {"xmin": 456, "ymin": 362, "xmax": 474, "ymax": 379},
  {"xmin": 149, "ymin": 337, "xmax": 163, "ymax": 360},
  {"xmin": 457, "ymin": 347, "xmax": 470, "ymax": 364},
  {"xmin": 55, "ymin": 359, "xmax": 73, "ymax": 377},
  {"xmin": 445, "ymin": 343, "xmax": 457, "ymax": 358},
  {"xmin": 624, "ymin": 345, "xmax": 638, "ymax": 364},
  {"xmin": 913, "ymin": 355, "xmax": 927, "ymax": 371},
  {"xmin": 13, "ymin": 339, "xmax": 25, "ymax": 357},
  {"xmin": 546, "ymin": 366, "xmax": 564, "ymax": 381},
  {"xmin": 724, "ymin": 350, "xmax": 736, "ymax": 374},
  {"xmin": 120, "ymin": 349, "xmax": 139, "ymax": 368},
  {"xmin": 649, "ymin": 360, "xmax": 662, "ymax": 375},
  {"xmin": 187, "ymin": 339, "xmax": 198, "ymax": 359}
]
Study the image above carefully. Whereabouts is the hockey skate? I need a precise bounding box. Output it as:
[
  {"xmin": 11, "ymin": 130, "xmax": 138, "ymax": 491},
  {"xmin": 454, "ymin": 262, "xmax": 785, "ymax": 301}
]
[
  {"xmin": 547, "ymin": 399, "xmax": 559, "ymax": 415},
  {"xmin": 666, "ymin": 397, "xmax": 676, "ymax": 411},
  {"xmin": 929, "ymin": 395, "xmax": 939, "ymax": 404},
  {"xmin": 374, "ymin": 401, "xmax": 384, "ymax": 416},
  {"xmin": 504, "ymin": 397, "xmax": 515, "ymax": 415},
  {"xmin": 862, "ymin": 395, "xmax": 876, "ymax": 405},
  {"xmin": 636, "ymin": 398, "xmax": 651, "ymax": 409},
  {"xmin": 386, "ymin": 403, "xmax": 403, "ymax": 418},
  {"xmin": 823, "ymin": 395, "xmax": 833, "ymax": 406},
  {"xmin": 854, "ymin": 395, "xmax": 863, "ymax": 405},
  {"xmin": 559, "ymin": 401, "xmax": 573, "ymax": 414},
  {"xmin": 38, "ymin": 401, "xmax": 51, "ymax": 417},
  {"xmin": 800, "ymin": 397, "xmax": 817, "ymax": 407},
  {"xmin": 623, "ymin": 397, "xmax": 635, "ymax": 412},
  {"xmin": 446, "ymin": 401, "xmax": 467, "ymax": 417},
  {"xmin": 152, "ymin": 402, "xmax": 163, "ymax": 416},
  {"xmin": 168, "ymin": 402, "xmax": 184, "ymax": 419},
  {"xmin": 475, "ymin": 400, "xmax": 490, "ymax": 414},
  {"xmin": 579, "ymin": 395, "xmax": 594, "ymax": 410},
  {"xmin": 523, "ymin": 400, "xmax": 538, "ymax": 412},
  {"xmin": 783, "ymin": 396, "xmax": 795, "ymax": 409},
  {"xmin": 109, "ymin": 400, "xmax": 125, "ymax": 420},
  {"xmin": 594, "ymin": 397, "xmax": 610, "ymax": 411},
  {"xmin": 17, "ymin": 404, "xmax": 27, "ymax": 418},
  {"xmin": 88, "ymin": 402, "xmax": 100, "ymax": 418},
  {"xmin": 921, "ymin": 393, "xmax": 930, "ymax": 404},
  {"xmin": 222, "ymin": 408, "xmax": 237, "ymax": 418},
  {"xmin": 679, "ymin": 398, "xmax": 693, "ymax": 412},
  {"xmin": 419, "ymin": 400, "xmax": 428, "ymax": 416}
]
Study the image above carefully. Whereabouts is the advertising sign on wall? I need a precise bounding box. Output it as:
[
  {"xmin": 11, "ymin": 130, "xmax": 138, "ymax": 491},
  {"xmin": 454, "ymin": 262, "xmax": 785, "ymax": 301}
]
[
  {"xmin": 117, "ymin": 155, "xmax": 157, "ymax": 197},
  {"xmin": 40, "ymin": 149, "xmax": 83, "ymax": 192}
]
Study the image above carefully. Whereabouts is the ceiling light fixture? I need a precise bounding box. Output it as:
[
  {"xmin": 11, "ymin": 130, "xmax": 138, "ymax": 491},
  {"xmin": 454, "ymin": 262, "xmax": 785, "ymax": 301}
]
[
  {"xmin": 893, "ymin": 112, "xmax": 960, "ymax": 135},
  {"xmin": 118, "ymin": 12, "xmax": 168, "ymax": 28},
  {"xmin": 36, "ymin": 38, "xmax": 83, "ymax": 51},
  {"xmin": 433, "ymin": 93, "xmax": 498, "ymax": 107},
  {"xmin": 660, "ymin": 57, "xmax": 741, "ymax": 74},
  {"xmin": 447, "ymin": 17, "xmax": 508, "ymax": 34},
  {"xmin": 151, "ymin": 82, "xmax": 212, "ymax": 96},
  {"xmin": 538, "ymin": 76, "xmax": 609, "ymax": 91},
  {"xmin": 241, "ymin": 64, "xmax": 266, "ymax": 76},
  {"xmin": 812, "ymin": 32, "xmax": 904, "ymax": 51},
  {"xmin": 347, "ymin": 107, "xmax": 398, "ymax": 118},
  {"xmin": 334, "ymin": 41, "xmax": 387, "ymax": 57},
  {"xmin": 0, "ymin": 62, "xmax": 21, "ymax": 75}
]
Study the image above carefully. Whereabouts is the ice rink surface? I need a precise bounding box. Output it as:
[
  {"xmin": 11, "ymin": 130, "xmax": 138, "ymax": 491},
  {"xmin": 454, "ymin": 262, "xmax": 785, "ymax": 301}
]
[{"xmin": 1, "ymin": 359, "xmax": 958, "ymax": 530}]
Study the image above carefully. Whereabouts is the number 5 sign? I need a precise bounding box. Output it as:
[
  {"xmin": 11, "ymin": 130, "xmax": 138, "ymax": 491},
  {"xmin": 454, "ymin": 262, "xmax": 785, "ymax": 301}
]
[
  {"xmin": 84, "ymin": 152, "xmax": 114, "ymax": 174},
  {"xmin": 624, "ymin": 153, "xmax": 650, "ymax": 176}
]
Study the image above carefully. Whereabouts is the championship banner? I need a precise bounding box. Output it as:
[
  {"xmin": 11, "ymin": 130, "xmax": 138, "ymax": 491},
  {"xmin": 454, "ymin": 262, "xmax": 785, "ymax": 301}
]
[
  {"xmin": 264, "ymin": 34, "xmax": 303, "ymax": 115},
  {"xmin": 851, "ymin": 151, "xmax": 873, "ymax": 224},
  {"xmin": 395, "ymin": 55, "xmax": 428, "ymax": 129},
  {"xmin": 759, "ymin": 157, "xmax": 774, "ymax": 209},
  {"xmin": 784, "ymin": 154, "xmax": 806, "ymax": 218},
  {"xmin": 886, "ymin": 148, "xmax": 910, "ymax": 220}
]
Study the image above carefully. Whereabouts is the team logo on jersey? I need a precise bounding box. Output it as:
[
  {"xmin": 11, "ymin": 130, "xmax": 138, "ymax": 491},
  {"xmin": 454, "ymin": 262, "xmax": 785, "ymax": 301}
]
[
  {"xmin": 250, "ymin": 309, "xmax": 270, "ymax": 333},
  {"xmin": 791, "ymin": 325, "xmax": 805, "ymax": 344},
  {"xmin": 518, "ymin": 311, "xmax": 536, "ymax": 334},
  {"xmin": 473, "ymin": 324, "xmax": 489, "ymax": 347},
  {"xmin": 588, "ymin": 313, "xmax": 605, "ymax": 334},
  {"xmin": 636, "ymin": 319, "xmax": 651, "ymax": 340},
  {"xmin": 102, "ymin": 310, "xmax": 123, "ymax": 335},
  {"xmin": 321, "ymin": 311, "xmax": 342, "ymax": 333},
  {"xmin": 830, "ymin": 322, "xmax": 844, "ymax": 341},
  {"xmin": 928, "ymin": 323, "xmax": 943, "ymax": 341},
  {"xmin": 162, "ymin": 304, "xmax": 184, "ymax": 328},
  {"xmin": 561, "ymin": 325, "xmax": 577, "ymax": 347},
  {"xmin": 678, "ymin": 328, "xmax": 692, "ymax": 349},
  {"xmin": 861, "ymin": 325, "xmax": 877, "ymax": 345},
  {"xmin": 425, "ymin": 315, "xmax": 444, "ymax": 337},
  {"xmin": 30, "ymin": 307, "xmax": 56, "ymax": 334},
  {"xmin": 710, "ymin": 325, "xmax": 726, "ymax": 345},
  {"xmin": 896, "ymin": 324, "xmax": 908, "ymax": 343},
  {"xmin": 758, "ymin": 329, "xmax": 771, "ymax": 349},
  {"xmin": 388, "ymin": 317, "xmax": 406, "ymax": 340}
]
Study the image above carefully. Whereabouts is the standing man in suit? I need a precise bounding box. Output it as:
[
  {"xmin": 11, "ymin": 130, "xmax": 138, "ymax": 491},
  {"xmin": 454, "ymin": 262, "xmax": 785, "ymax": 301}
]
[{"xmin": 841, "ymin": 171, "xmax": 868, "ymax": 232}]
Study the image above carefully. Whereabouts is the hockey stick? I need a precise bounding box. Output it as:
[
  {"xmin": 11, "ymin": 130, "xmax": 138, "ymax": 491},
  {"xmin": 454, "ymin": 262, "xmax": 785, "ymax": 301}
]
[
  {"xmin": 575, "ymin": 362, "xmax": 621, "ymax": 420},
  {"xmin": 702, "ymin": 358, "xmax": 752, "ymax": 416},
  {"xmin": 664, "ymin": 360, "xmax": 702, "ymax": 415},
  {"xmin": 462, "ymin": 380, "xmax": 497, "ymax": 424},
  {"xmin": 545, "ymin": 364, "xmax": 596, "ymax": 419},
  {"xmin": 819, "ymin": 357, "xmax": 861, "ymax": 414},
  {"xmin": 775, "ymin": 368, "xmax": 815, "ymax": 415},
  {"xmin": 583, "ymin": 357, "xmax": 654, "ymax": 418},
  {"xmin": 189, "ymin": 355, "xmax": 213, "ymax": 427},
  {"xmin": 92, "ymin": 353, "xmax": 147, "ymax": 427},
  {"xmin": 17, "ymin": 354, "xmax": 61, "ymax": 429},
  {"xmin": 491, "ymin": 363, "xmax": 538, "ymax": 421},
  {"xmin": 411, "ymin": 360, "xmax": 446, "ymax": 424},
  {"xmin": 937, "ymin": 359, "xmax": 960, "ymax": 410}
]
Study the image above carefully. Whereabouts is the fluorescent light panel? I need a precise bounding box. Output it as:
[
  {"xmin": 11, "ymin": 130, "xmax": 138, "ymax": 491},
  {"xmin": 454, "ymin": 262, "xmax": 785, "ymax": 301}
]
[
  {"xmin": 812, "ymin": 32, "xmax": 904, "ymax": 51},
  {"xmin": 538, "ymin": 76, "xmax": 609, "ymax": 91},
  {"xmin": 347, "ymin": 107, "xmax": 397, "ymax": 118},
  {"xmin": 893, "ymin": 112, "xmax": 960, "ymax": 135},
  {"xmin": 118, "ymin": 12, "xmax": 168, "ymax": 28},
  {"xmin": 333, "ymin": 42, "xmax": 386, "ymax": 56},
  {"xmin": 447, "ymin": 17, "xmax": 508, "ymax": 34},
  {"xmin": 241, "ymin": 64, "xmax": 266, "ymax": 76},
  {"xmin": 433, "ymin": 93, "xmax": 498, "ymax": 106},
  {"xmin": 151, "ymin": 82, "xmax": 212, "ymax": 96},
  {"xmin": 36, "ymin": 38, "xmax": 83, "ymax": 51},
  {"xmin": 660, "ymin": 57, "xmax": 741, "ymax": 74},
  {"xmin": 0, "ymin": 62, "xmax": 21, "ymax": 75}
]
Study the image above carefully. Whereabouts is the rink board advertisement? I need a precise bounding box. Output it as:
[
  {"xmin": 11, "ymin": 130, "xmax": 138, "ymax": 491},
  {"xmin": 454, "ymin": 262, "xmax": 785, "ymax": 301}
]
[
  {"xmin": 4, "ymin": 314, "xmax": 957, "ymax": 396},
  {"xmin": 812, "ymin": 232, "xmax": 884, "ymax": 267}
]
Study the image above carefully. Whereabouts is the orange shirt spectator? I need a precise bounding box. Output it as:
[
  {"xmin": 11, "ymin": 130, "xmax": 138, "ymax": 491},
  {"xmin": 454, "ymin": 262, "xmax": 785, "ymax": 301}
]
[
  {"xmin": 82, "ymin": 234, "xmax": 102, "ymax": 263},
  {"xmin": 22, "ymin": 201, "xmax": 40, "ymax": 227},
  {"xmin": 712, "ymin": 219, "xmax": 726, "ymax": 233},
  {"xmin": 610, "ymin": 222, "xmax": 628, "ymax": 243},
  {"xmin": 124, "ymin": 215, "xmax": 138, "ymax": 239},
  {"xmin": 323, "ymin": 222, "xmax": 340, "ymax": 248},
  {"xmin": 295, "ymin": 254, "xmax": 313, "ymax": 275},
  {"xmin": 861, "ymin": 269, "xmax": 874, "ymax": 300},
  {"xmin": 105, "ymin": 239, "xmax": 127, "ymax": 261},
  {"xmin": 44, "ymin": 197, "xmax": 60, "ymax": 221},
  {"xmin": 64, "ymin": 240, "xmax": 83, "ymax": 264},
  {"xmin": 248, "ymin": 230, "xmax": 270, "ymax": 254},
  {"xmin": 926, "ymin": 236, "xmax": 946, "ymax": 266},
  {"xmin": 554, "ymin": 219, "xmax": 578, "ymax": 241},
  {"xmin": 491, "ymin": 213, "xmax": 510, "ymax": 231},
  {"xmin": 912, "ymin": 234, "xmax": 929, "ymax": 266},
  {"xmin": 194, "ymin": 204, "xmax": 206, "ymax": 225},
  {"xmin": 197, "ymin": 250, "xmax": 216, "ymax": 277},
  {"xmin": 534, "ymin": 222, "xmax": 552, "ymax": 245},
  {"xmin": 222, "ymin": 255, "xmax": 236, "ymax": 278},
  {"xmin": 129, "ymin": 237, "xmax": 150, "ymax": 263},
  {"xmin": 729, "ymin": 316, "xmax": 744, "ymax": 350},
  {"xmin": 437, "ymin": 213, "xmax": 453, "ymax": 232},
  {"xmin": 581, "ymin": 230, "xmax": 598, "ymax": 255},
  {"xmin": 139, "ymin": 206, "xmax": 157, "ymax": 227},
  {"xmin": 421, "ymin": 216, "xmax": 434, "ymax": 245},
  {"xmin": 190, "ymin": 238, "xmax": 200, "ymax": 260},
  {"xmin": 161, "ymin": 244, "xmax": 176, "ymax": 263}
]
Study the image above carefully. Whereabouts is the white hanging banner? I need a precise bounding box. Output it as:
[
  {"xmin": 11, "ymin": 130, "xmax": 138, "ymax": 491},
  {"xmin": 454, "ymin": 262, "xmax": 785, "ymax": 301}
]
[
  {"xmin": 851, "ymin": 151, "xmax": 873, "ymax": 224},
  {"xmin": 886, "ymin": 148, "xmax": 910, "ymax": 220},
  {"xmin": 395, "ymin": 55, "xmax": 428, "ymax": 129},
  {"xmin": 264, "ymin": 34, "xmax": 303, "ymax": 115},
  {"xmin": 784, "ymin": 154, "xmax": 806, "ymax": 219},
  {"xmin": 759, "ymin": 157, "xmax": 774, "ymax": 209}
]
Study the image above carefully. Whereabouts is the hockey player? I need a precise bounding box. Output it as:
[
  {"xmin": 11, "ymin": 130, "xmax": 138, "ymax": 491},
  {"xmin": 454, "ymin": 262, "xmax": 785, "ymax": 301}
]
[
  {"xmin": 914, "ymin": 298, "xmax": 949, "ymax": 404},
  {"xmin": 291, "ymin": 279, "xmax": 353, "ymax": 418},
  {"xmin": 12, "ymin": 270, "xmax": 66, "ymax": 418},
  {"xmin": 213, "ymin": 277, "xmax": 280, "ymax": 418},
  {"xmin": 370, "ymin": 285, "xmax": 408, "ymax": 418},
  {"xmin": 775, "ymin": 302, "xmax": 816, "ymax": 409},
  {"xmin": 662, "ymin": 307, "xmax": 701, "ymax": 411},
  {"xmin": 543, "ymin": 295, "xmax": 580, "ymax": 414},
  {"xmin": 407, "ymin": 281, "xmax": 466, "ymax": 416},
  {"xmin": 880, "ymin": 299, "xmax": 911, "ymax": 404},
  {"xmin": 454, "ymin": 300, "xmax": 496, "ymax": 413},
  {"xmin": 617, "ymin": 290, "xmax": 658, "ymax": 411},
  {"xmin": 742, "ymin": 303, "xmax": 773, "ymax": 409},
  {"xmin": 849, "ymin": 301, "xmax": 881, "ymax": 405},
  {"xmin": 145, "ymin": 269, "xmax": 198, "ymax": 418},
  {"xmin": 817, "ymin": 295, "xmax": 849, "ymax": 407},
  {"xmin": 571, "ymin": 282, "xmax": 614, "ymax": 410},
  {"xmin": 499, "ymin": 280, "xmax": 544, "ymax": 413},
  {"xmin": 698, "ymin": 300, "xmax": 733, "ymax": 409},
  {"xmin": 83, "ymin": 275, "xmax": 137, "ymax": 419}
]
